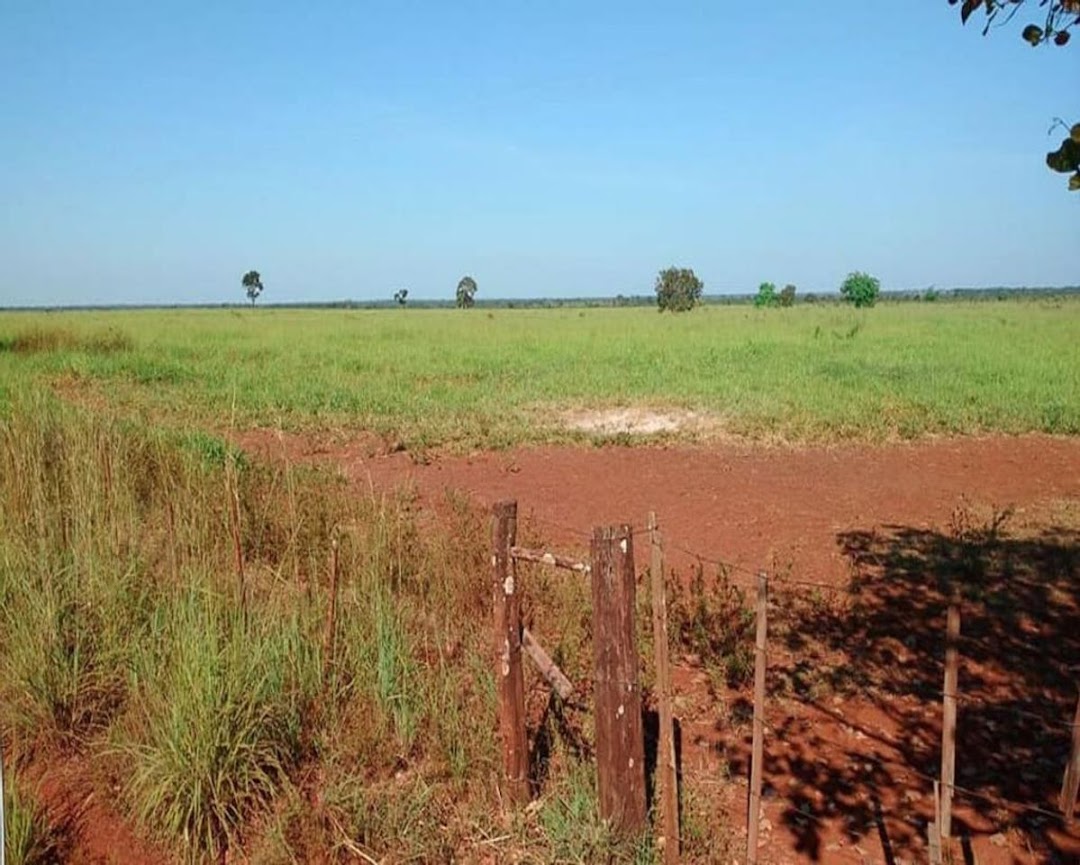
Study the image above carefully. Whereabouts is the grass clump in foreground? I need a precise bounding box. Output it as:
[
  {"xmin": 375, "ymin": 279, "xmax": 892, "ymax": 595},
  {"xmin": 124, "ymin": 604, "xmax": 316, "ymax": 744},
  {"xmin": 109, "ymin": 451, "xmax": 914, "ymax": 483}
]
[
  {"xmin": 1, "ymin": 298, "xmax": 1078, "ymax": 449},
  {"xmin": 3, "ymin": 771, "xmax": 59, "ymax": 865},
  {"xmin": 0, "ymin": 387, "xmax": 684, "ymax": 862}
]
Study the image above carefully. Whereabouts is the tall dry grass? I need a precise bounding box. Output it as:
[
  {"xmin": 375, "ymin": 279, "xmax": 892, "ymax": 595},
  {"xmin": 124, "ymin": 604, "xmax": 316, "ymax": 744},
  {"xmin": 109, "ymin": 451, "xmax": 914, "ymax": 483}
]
[{"xmin": 0, "ymin": 388, "xmax": 660, "ymax": 862}]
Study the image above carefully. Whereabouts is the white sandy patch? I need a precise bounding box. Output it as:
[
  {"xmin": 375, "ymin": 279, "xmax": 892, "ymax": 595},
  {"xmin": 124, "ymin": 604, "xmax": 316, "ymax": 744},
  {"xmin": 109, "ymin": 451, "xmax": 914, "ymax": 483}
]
[{"xmin": 561, "ymin": 407, "xmax": 713, "ymax": 436}]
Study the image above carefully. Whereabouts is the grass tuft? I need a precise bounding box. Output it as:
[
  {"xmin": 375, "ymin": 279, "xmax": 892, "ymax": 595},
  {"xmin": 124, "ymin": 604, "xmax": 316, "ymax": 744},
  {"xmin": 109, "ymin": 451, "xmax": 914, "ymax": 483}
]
[{"xmin": 3, "ymin": 770, "xmax": 60, "ymax": 865}]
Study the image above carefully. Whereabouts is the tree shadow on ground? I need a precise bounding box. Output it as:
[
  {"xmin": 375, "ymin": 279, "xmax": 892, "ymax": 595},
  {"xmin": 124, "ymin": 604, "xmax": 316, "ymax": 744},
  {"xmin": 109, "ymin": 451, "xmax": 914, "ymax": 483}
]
[{"xmin": 728, "ymin": 510, "xmax": 1080, "ymax": 862}]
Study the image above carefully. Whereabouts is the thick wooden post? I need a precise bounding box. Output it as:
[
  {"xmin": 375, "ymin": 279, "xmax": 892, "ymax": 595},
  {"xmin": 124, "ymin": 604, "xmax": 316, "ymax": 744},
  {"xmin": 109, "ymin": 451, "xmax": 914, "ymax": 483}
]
[
  {"xmin": 747, "ymin": 572, "xmax": 768, "ymax": 864},
  {"xmin": 648, "ymin": 512, "xmax": 679, "ymax": 862},
  {"xmin": 940, "ymin": 593, "xmax": 960, "ymax": 839},
  {"xmin": 1061, "ymin": 690, "xmax": 1080, "ymax": 823},
  {"xmin": 591, "ymin": 524, "xmax": 647, "ymax": 833},
  {"xmin": 493, "ymin": 500, "xmax": 528, "ymax": 804}
]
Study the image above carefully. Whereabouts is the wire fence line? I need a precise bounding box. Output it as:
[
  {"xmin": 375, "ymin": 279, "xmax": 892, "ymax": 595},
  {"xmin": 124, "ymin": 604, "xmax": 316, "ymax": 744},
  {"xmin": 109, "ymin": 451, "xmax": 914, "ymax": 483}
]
[
  {"xmin": 643, "ymin": 514, "xmax": 1075, "ymax": 855},
  {"xmin": 505, "ymin": 505, "xmax": 1080, "ymax": 860}
]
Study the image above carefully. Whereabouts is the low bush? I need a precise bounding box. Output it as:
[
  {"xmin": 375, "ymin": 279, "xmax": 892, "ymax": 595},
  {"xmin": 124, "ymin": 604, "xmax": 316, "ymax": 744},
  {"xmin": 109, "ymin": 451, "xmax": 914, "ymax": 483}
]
[{"xmin": 667, "ymin": 565, "xmax": 755, "ymax": 687}]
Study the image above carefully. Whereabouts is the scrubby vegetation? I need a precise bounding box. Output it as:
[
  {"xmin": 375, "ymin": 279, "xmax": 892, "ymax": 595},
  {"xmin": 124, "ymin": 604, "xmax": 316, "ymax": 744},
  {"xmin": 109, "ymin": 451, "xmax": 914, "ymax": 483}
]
[{"xmin": 1, "ymin": 388, "xmax": 727, "ymax": 862}]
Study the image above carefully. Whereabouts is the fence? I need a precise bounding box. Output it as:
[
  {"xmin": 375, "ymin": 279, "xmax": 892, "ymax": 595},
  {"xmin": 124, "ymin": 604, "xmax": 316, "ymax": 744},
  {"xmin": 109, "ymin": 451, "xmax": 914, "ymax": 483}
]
[{"xmin": 491, "ymin": 499, "xmax": 1080, "ymax": 865}]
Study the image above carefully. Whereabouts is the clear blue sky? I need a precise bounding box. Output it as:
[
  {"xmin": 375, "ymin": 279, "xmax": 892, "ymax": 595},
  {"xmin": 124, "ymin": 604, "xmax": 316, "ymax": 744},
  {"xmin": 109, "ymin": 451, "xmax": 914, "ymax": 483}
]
[{"xmin": 1, "ymin": 1, "xmax": 1077, "ymax": 306}]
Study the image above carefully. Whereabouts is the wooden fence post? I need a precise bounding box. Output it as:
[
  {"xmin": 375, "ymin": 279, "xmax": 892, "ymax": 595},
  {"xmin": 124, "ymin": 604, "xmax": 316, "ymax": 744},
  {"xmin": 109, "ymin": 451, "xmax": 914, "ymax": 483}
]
[
  {"xmin": 1061, "ymin": 690, "xmax": 1080, "ymax": 823},
  {"xmin": 940, "ymin": 592, "xmax": 960, "ymax": 839},
  {"xmin": 747, "ymin": 572, "xmax": 768, "ymax": 865},
  {"xmin": 928, "ymin": 780, "xmax": 944, "ymax": 865},
  {"xmin": 591, "ymin": 524, "xmax": 647, "ymax": 833},
  {"xmin": 648, "ymin": 512, "xmax": 679, "ymax": 863},
  {"xmin": 493, "ymin": 500, "xmax": 528, "ymax": 805}
]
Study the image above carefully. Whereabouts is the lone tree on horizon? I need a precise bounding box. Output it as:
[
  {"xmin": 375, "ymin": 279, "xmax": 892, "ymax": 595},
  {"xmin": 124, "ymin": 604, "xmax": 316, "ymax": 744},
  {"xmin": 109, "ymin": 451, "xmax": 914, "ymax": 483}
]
[
  {"xmin": 242, "ymin": 270, "xmax": 264, "ymax": 306},
  {"xmin": 456, "ymin": 275, "xmax": 477, "ymax": 308},
  {"xmin": 655, "ymin": 266, "xmax": 703, "ymax": 312}
]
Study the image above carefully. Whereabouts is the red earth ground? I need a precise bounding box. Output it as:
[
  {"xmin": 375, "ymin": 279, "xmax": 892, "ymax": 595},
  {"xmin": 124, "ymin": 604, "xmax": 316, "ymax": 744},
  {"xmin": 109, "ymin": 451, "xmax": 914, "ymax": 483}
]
[{"xmin": 36, "ymin": 431, "xmax": 1080, "ymax": 864}]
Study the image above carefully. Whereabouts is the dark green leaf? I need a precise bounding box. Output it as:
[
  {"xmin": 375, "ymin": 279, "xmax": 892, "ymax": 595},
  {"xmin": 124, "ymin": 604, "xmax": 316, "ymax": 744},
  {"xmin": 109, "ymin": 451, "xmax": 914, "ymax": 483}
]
[
  {"xmin": 1070, "ymin": 172, "xmax": 1080, "ymax": 191},
  {"xmin": 1046, "ymin": 137, "xmax": 1080, "ymax": 173},
  {"xmin": 1022, "ymin": 23, "xmax": 1044, "ymax": 44}
]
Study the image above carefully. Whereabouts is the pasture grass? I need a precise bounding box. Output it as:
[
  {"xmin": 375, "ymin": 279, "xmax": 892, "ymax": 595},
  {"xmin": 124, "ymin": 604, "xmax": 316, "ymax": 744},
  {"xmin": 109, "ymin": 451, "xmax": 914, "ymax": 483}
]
[
  {"xmin": 1, "ymin": 298, "xmax": 1078, "ymax": 449},
  {"xmin": 0, "ymin": 386, "xmax": 672, "ymax": 861}
]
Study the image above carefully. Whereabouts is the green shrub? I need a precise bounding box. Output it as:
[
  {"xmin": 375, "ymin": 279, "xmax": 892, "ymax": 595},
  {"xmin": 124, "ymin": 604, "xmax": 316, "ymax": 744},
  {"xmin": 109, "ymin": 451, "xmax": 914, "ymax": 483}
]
[
  {"xmin": 839, "ymin": 271, "xmax": 880, "ymax": 308},
  {"xmin": 753, "ymin": 282, "xmax": 778, "ymax": 308},
  {"xmin": 779, "ymin": 284, "xmax": 797, "ymax": 307}
]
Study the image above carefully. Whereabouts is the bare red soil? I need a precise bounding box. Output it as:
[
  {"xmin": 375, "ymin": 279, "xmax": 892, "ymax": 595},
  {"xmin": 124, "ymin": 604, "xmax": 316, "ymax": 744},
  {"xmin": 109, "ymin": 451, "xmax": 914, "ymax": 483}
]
[{"xmin": 237, "ymin": 431, "xmax": 1079, "ymax": 578}]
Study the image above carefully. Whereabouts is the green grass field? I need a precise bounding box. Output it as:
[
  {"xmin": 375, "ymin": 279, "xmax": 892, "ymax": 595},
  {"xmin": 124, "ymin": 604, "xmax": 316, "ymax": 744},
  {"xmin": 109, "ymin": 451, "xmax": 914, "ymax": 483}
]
[{"xmin": 2, "ymin": 298, "xmax": 1078, "ymax": 449}]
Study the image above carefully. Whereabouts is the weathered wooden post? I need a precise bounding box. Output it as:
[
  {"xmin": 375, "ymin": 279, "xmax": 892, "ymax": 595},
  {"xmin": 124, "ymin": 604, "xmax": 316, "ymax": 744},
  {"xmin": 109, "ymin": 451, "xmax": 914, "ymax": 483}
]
[
  {"xmin": 940, "ymin": 591, "xmax": 960, "ymax": 839},
  {"xmin": 492, "ymin": 500, "xmax": 528, "ymax": 804},
  {"xmin": 1061, "ymin": 690, "xmax": 1080, "ymax": 824},
  {"xmin": 928, "ymin": 780, "xmax": 944, "ymax": 865},
  {"xmin": 591, "ymin": 524, "xmax": 647, "ymax": 833},
  {"xmin": 648, "ymin": 512, "xmax": 679, "ymax": 862},
  {"xmin": 747, "ymin": 572, "xmax": 768, "ymax": 864}
]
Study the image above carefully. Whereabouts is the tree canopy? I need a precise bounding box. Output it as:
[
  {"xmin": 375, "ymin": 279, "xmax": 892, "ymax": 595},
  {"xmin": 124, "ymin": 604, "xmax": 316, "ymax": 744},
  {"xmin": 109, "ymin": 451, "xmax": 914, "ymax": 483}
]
[
  {"xmin": 949, "ymin": 0, "xmax": 1079, "ymax": 190},
  {"xmin": 754, "ymin": 282, "xmax": 779, "ymax": 309},
  {"xmin": 456, "ymin": 276, "xmax": 477, "ymax": 308},
  {"xmin": 655, "ymin": 267, "xmax": 704, "ymax": 312},
  {"xmin": 241, "ymin": 270, "xmax": 264, "ymax": 305},
  {"xmin": 840, "ymin": 272, "xmax": 881, "ymax": 308}
]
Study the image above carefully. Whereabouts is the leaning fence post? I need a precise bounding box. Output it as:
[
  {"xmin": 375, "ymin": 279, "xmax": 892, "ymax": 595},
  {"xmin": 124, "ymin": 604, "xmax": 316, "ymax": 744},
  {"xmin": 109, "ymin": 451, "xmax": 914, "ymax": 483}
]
[
  {"xmin": 591, "ymin": 524, "xmax": 647, "ymax": 833},
  {"xmin": 648, "ymin": 512, "xmax": 679, "ymax": 863},
  {"xmin": 747, "ymin": 572, "xmax": 768, "ymax": 865},
  {"xmin": 492, "ymin": 500, "xmax": 528, "ymax": 805},
  {"xmin": 1061, "ymin": 690, "xmax": 1080, "ymax": 824},
  {"xmin": 940, "ymin": 590, "xmax": 960, "ymax": 839}
]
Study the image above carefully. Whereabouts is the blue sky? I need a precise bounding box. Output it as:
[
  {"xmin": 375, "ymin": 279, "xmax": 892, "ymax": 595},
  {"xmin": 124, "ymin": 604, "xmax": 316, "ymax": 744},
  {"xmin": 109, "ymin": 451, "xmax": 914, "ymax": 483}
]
[{"xmin": 1, "ymin": 1, "xmax": 1077, "ymax": 306}]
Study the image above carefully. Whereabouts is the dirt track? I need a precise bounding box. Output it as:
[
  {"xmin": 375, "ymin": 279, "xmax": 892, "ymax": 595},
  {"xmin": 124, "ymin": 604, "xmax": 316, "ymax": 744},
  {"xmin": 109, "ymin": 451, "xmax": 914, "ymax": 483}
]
[{"xmin": 240, "ymin": 431, "xmax": 1080, "ymax": 582}]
